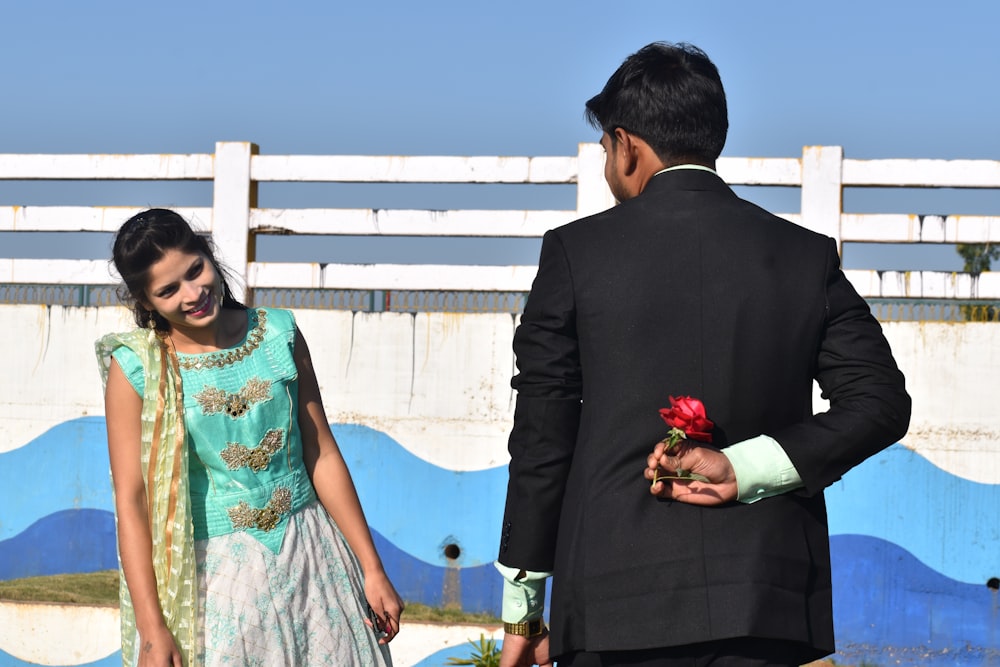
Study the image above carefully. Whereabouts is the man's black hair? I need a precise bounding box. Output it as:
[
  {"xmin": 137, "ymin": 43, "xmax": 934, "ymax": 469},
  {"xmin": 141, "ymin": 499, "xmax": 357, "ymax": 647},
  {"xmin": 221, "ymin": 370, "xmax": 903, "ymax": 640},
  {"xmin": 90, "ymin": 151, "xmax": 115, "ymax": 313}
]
[{"xmin": 585, "ymin": 42, "xmax": 728, "ymax": 164}]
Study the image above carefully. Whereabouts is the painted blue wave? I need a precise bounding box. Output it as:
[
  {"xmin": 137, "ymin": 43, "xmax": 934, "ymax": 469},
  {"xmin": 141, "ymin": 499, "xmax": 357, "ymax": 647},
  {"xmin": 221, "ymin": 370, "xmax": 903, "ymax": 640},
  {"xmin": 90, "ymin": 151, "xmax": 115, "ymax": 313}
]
[
  {"xmin": 0, "ymin": 509, "xmax": 117, "ymax": 580},
  {"xmin": 372, "ymin": 529, "xmax": 505, "ymax": 614},
  {"xmin": 0, "ymin": 649, "xmax": 120, "ymax": 667},
  {"xmin": 407, "ymin": 535, "xmax": 1000, "ymax": 666},
  {"xmin": 0, "ymin": 509, "xmax": 505, "ymax": 611},
  {"xmin": 5, "ymin": 420, "xmax": 998, "ymax": 639},
  {"xmin": 826, "ymin": 443, "xmax": 1000, "ymax": 584},
  {"xmin": 0, "ymin": 419, "xmax": 507, "ymax": 569},
  {"xmin": 333, "ymin": 423, "xmax": 505, "ymax": 566},
  {"xmin": 830, "ymin": 534, "xmax": 1000, "ymax": 666},
  {"xmin": 0, "ymin": 418, "xmax": 113, "ymax": 541},
  {"xmin": 3, "ymin": 534, "xmax": 995, "ymax": 667}
]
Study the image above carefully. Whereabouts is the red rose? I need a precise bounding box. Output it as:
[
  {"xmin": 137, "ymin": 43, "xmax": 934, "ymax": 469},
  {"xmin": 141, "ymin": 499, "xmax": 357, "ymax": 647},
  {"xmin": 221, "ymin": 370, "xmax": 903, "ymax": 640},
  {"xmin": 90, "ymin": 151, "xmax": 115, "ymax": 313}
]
[{"xmin": 658, "ymin": 395, "xmax": 714, "ymax": 443}]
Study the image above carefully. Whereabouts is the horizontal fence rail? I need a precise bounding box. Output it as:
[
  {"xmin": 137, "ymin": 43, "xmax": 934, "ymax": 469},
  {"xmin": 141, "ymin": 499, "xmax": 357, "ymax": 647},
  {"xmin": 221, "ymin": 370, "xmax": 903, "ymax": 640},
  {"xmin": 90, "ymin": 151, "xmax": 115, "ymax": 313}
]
[
  {"xmin": 2, "ymin": 143, "xmax": 999, "ymax": 313},
  {"xmin": 250, "ymin": 154, "xmax": 580, "ymax": 183}
]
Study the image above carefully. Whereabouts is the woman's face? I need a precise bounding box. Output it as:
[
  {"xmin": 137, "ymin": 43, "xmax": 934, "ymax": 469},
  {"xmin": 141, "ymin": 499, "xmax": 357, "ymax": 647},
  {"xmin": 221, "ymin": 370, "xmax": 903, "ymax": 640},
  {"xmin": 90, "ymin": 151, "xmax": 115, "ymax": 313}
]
[{"xmin": 143, "ymin": 248, "xmax": 223, "ymax": 333}]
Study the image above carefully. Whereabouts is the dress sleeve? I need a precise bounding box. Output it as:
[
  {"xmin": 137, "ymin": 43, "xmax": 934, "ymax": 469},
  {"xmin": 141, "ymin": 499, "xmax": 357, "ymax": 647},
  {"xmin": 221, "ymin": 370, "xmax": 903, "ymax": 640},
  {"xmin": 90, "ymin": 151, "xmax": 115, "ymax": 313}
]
[
  {"xmin": 111, "ymin": 345, "xmax": 146, "ymax": 395},
  {"xmin": 261, "ymin": 308, "xmax": 297, "ymax": 352}
]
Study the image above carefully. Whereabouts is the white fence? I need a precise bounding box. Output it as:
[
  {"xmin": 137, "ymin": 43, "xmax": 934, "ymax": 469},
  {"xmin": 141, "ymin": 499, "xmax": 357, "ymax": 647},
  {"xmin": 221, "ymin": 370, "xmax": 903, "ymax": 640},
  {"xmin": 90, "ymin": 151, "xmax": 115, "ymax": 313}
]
[
  {"xmin": 2, "ymin": 143, "xmax": 1000, "ymax": 303},
  {"xmin": 2, "ymin": 145, "xmax": 999, "ymax": 664}
]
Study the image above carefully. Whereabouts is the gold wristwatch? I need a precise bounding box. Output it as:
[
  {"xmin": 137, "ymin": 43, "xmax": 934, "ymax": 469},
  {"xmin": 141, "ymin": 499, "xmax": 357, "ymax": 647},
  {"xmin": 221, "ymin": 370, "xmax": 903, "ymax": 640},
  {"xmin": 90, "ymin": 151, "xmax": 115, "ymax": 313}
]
[{"xmin": 503, "ymin": 618, "xmax": 546, "ymax": 637}]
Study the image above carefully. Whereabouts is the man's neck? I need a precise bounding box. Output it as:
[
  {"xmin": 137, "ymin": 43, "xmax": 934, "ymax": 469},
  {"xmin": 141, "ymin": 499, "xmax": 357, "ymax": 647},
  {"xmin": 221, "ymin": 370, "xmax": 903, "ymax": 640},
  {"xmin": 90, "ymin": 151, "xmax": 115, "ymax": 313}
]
[{"xmin": 661, "ymin": 157, "xmax": 717, "ymax": 170}]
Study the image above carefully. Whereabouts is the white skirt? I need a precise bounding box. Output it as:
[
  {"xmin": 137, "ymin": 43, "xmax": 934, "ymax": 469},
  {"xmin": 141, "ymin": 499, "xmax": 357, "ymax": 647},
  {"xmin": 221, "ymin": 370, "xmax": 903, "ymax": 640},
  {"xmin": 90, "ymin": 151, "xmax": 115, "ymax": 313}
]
[{"xmin": 193, "ymin": 501, "xmax": 393, "ymax": 666}]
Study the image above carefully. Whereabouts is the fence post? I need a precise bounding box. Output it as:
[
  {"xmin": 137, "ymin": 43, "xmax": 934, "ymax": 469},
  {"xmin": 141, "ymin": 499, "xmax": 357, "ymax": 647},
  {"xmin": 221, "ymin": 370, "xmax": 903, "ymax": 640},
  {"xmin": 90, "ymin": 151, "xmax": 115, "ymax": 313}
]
[
  {"xmin": 576, "ymin": 142, "xmax": 615, "ymax": 218},
  {"xmin": 800, "ymin": 145, "xmax": 844, "ymax": 254},
  {"xmin": 213, "ymin": 141, "xmax": 258, "ymax": 304}
]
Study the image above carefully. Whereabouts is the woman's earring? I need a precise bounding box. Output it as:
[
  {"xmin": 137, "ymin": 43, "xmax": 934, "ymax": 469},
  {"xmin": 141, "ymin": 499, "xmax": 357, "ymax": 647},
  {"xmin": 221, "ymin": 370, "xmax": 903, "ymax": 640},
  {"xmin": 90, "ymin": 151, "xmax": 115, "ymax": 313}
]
[{"xmin": 146, "ymin": 313, "xmax": 157, "ymax": 330}]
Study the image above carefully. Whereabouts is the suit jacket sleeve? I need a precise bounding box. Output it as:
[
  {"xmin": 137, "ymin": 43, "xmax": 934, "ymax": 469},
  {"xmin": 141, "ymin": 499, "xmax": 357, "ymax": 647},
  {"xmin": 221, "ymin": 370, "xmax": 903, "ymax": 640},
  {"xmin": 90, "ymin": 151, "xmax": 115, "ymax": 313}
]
[
  {"xmin": 498, "ymin": 230, "xmax": 582, "ymax": 572},
  {"xmin": 773, "ymin": 240, "xmax": 911, "ymax": 495}
]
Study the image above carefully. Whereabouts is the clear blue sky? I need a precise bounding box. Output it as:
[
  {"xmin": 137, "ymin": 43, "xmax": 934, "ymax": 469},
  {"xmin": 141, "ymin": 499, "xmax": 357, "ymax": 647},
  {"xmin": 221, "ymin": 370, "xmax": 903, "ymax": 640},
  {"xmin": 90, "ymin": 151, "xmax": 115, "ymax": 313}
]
[{"xmin": 2, "ymin": 0, "xmax": 998, "ymax": 270}]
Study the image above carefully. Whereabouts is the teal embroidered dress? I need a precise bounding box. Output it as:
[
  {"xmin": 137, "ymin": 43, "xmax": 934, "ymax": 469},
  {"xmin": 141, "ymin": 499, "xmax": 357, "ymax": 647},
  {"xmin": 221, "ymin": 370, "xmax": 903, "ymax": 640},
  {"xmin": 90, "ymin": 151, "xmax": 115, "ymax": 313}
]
[{"xmin": 107, "ymin": 308, "xmax": 391, "ymax": 666}]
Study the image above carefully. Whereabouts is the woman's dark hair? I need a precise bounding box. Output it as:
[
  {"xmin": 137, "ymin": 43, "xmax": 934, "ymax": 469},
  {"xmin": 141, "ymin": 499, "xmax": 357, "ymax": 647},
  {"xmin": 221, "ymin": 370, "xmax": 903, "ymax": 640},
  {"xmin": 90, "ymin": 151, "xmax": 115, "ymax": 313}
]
[
  {"xmin": 584, "ymin": 41, "xmax": 728, "ymax": 164},
  {"xmin": 112, "ymin": 208, "xmax": 244, "ymax": 331}
]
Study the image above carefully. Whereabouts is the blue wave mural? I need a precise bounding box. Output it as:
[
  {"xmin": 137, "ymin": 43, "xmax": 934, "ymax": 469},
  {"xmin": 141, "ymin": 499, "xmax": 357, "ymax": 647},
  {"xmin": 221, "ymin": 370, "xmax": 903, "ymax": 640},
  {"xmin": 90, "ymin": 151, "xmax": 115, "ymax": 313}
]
[
  {"xmin": 0, "ymin": 509, "xmax": 116, "ymax": 580},
  {"xmin": 830, "ymin": 534, "xmax": 1000, "ymax": 666},
  {"xmin": 0, "ymin": 417, "xmax": 113, "ymax": 541},
  {"xmin": 826, "ymin": 444, "xmax": 1000, "ymax": 584},
  {"xmin": 333, "ymin": 423, "xmax": 505, "ymax": 566},
  {"xmin": 373, "ymin": 530, "xmax": 501, "ymax": 614},
  {"xmin": 2, "ymin": 419, "xmax": 998, "ymax": 662},
  {"xmin": 0, "ymin": 419, "xmax": 505, "ymax": 572}
]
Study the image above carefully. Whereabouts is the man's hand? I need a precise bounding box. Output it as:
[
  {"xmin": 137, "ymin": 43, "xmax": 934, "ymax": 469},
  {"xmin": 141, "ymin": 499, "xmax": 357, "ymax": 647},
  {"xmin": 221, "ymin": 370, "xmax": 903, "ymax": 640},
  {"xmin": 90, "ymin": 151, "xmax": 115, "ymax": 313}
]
[
  {"xmin": 499, "ymin": 631, "xmax": 552, "ymax": 667},
  {"xmin": 644, "ymin": 439, "xmax": 738, "ymax": 506}
]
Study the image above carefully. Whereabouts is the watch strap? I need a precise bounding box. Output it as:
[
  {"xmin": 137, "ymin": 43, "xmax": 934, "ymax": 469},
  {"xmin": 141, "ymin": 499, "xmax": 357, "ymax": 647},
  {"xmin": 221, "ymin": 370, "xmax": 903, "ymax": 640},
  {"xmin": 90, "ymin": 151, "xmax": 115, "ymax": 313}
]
[{"xmin": 503, "ymin": 618, "xmax": 546, "ymax": 637}]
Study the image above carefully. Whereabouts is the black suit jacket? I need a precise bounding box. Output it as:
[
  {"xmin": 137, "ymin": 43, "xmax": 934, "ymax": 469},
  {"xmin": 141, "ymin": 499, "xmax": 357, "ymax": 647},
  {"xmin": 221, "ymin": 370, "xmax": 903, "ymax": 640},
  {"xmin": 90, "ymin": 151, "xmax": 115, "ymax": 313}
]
[{"xmin": 498, "ymin": 169, "xmax": 910, "ymax": 662}]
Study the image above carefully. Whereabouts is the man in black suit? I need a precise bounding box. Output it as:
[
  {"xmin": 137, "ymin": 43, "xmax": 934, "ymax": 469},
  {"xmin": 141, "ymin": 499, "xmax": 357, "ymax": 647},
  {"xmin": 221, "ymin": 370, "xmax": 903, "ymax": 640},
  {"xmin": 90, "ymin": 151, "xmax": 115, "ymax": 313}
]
[{"xmin": 496, "ymin": 42, "xmax": 910, "ymax": 667}]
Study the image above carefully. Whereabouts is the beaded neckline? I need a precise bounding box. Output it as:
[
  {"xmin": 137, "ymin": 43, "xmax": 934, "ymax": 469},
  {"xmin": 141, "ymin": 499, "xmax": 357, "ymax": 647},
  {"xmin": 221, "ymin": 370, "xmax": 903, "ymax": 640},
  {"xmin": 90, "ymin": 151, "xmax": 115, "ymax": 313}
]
[{"xmin": 177, "ymin": 309, "xmax": 267, "ymax": 371}]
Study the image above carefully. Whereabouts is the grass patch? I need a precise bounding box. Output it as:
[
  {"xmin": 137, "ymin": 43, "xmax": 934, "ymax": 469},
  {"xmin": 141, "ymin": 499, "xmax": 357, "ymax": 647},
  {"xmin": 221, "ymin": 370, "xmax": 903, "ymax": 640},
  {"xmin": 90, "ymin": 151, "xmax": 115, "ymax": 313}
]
[
  {"xmin": 0, "ymin": 570, "xmax": 119, "ymax": 606},
  {"xmin": 0, "ymin": 571, "xmax": 501, "ymax": 624},
  {"xmin": 402, "ymin": 602, "xmax": 500, "ymax": 625}
]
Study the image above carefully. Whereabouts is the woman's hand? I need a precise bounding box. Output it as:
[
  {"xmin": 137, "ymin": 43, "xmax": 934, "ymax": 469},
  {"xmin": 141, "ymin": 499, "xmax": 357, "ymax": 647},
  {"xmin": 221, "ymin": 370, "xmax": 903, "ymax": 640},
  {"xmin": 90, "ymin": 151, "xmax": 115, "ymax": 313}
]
[
  {"xmin": 136, "ymin": 625, "xmax": 183, "ymax": 667},
  {"xmin": 364, "ymin": 570, "xmax": 405, "ymax": 643}
]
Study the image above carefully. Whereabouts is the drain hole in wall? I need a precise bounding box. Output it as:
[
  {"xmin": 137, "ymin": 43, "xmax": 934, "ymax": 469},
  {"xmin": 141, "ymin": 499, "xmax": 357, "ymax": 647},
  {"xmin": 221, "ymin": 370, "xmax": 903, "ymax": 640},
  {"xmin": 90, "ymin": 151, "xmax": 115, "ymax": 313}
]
[
  {"xmin": 443, "ymin": 543, "xmax": 461, "ymax": 561},
  {"xmin": 987, "ymin": 577, "xmax": 999, "ymax": 591}
]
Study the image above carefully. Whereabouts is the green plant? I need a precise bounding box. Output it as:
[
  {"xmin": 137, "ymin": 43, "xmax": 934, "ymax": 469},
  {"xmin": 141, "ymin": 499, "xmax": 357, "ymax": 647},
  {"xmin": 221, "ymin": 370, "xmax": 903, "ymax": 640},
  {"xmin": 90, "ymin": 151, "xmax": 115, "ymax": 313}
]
[
  {"xmin": 957, "ymin": 243, "xmax": 1000, "ymax": 274},
  {"xmin": 445, "ymin": 634, "xmax": 501, "ymax": 667}
]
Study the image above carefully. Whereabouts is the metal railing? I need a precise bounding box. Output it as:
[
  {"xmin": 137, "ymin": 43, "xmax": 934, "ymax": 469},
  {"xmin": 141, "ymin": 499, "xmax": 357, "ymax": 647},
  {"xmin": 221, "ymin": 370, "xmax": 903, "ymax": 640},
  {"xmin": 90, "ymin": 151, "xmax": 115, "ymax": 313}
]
[{"xmin": 6, "ymin": 284, "xmax": 998, "ymax": 322}]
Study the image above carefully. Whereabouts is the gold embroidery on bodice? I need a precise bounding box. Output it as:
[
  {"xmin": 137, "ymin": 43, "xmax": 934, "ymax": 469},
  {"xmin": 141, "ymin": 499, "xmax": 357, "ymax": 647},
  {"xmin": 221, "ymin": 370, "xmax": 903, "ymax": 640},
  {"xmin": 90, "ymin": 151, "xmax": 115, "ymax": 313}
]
[
  {"xmin": 219, "ymin": 429, "xmax": 285, "ymax": 472},
  {"xmin": 194, "ymin": 377, "xmax": 272, "ymax": 418},
  {"xmin": 178, "ymin": 309, "xmax": 268, "ymax": 371},
  {"xmin": 227, "ymin": 486, "xmax": 292, "ymax": 532}
]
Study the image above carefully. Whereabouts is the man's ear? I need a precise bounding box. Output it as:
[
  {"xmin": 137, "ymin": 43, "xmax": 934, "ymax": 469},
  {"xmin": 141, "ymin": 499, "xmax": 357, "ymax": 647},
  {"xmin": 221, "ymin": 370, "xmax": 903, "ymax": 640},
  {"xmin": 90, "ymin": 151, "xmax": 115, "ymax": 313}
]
[{"xmin": 611, "ymin": 127, "xmax": 638, "ymax": 174}]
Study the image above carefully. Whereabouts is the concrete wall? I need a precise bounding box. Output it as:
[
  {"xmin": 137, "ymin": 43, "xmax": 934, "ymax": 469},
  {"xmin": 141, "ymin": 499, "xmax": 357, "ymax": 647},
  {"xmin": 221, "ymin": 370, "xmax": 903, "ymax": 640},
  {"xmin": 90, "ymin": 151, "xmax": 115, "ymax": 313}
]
[{"xmin": 0, "ymin": 305, "xmax": 998, "ymax": 665}]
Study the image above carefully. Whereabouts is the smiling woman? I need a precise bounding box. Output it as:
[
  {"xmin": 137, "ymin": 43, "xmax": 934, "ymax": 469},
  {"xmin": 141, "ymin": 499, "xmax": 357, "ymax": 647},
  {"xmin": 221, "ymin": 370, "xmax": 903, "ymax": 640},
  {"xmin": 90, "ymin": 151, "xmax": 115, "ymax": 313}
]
[
  {"xmin": 139, "ymin": 249, "xmax": 231, "ymax": 346},
  {"xmin": 109, "ymin": 209, "xmax": 244, "ymax": 335},
  {"xmin": 96, "ymin": 208, "xmax": 402, "ymax": 667}
]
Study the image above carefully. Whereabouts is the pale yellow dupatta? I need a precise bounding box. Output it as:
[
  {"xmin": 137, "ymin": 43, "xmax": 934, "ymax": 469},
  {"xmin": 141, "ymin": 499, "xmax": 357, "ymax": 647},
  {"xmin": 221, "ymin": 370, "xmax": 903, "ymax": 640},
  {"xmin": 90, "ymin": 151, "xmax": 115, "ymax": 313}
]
[{"xmin": 96, "ymin": 329, "xmax": 198, "ymax": 667}]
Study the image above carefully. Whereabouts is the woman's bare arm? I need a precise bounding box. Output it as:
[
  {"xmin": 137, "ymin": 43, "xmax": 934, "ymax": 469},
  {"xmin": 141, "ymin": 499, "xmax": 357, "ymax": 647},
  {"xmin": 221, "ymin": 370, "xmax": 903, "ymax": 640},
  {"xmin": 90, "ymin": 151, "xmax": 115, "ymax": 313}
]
[
  {"xmin": 293, "ymin": 328, "xmax": 404, "ymax": 641},
  {"xmin": 105, "ymin": 359, "xmax": 182, "ymax": 666}
]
